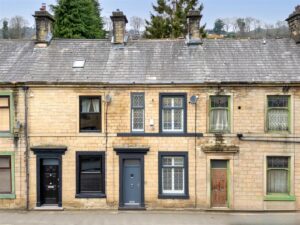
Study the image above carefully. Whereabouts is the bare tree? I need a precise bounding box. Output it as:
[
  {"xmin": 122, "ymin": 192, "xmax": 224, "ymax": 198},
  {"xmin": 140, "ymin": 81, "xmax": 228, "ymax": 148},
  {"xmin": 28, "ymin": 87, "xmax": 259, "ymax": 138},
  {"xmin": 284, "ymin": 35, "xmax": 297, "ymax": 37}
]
[
  {"xmin": 9, "ymin": 16, "xmax": 28, "ymax": 39},
  {"xmin": 130, "ymin": 16, "xmax": 145, "ymax": 34}
]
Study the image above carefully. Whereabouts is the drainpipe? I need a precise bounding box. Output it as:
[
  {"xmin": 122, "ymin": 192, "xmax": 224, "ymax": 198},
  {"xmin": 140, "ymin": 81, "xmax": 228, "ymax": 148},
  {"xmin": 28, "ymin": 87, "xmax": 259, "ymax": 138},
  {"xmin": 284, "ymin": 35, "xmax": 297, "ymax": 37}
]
[{"xmin": 23, "ymin": 86, "xmax": 29, "ymax": 210}]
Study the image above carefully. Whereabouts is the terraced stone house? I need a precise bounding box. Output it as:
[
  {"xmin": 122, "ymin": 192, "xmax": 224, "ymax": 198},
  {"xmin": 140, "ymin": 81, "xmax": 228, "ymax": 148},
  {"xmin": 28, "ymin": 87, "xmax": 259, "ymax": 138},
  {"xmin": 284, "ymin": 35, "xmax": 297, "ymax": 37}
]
[{"xmin": 1, "ymin": 5, "xmax": 300, "ymax": 211}]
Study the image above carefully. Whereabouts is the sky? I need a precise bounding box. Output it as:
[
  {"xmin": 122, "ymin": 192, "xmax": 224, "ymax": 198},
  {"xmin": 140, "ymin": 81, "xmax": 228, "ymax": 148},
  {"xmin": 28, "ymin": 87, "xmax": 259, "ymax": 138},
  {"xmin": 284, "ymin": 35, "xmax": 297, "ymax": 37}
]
[{"xmin": 0, "ymin": 0, "xmax": 299, "ymax": 29}]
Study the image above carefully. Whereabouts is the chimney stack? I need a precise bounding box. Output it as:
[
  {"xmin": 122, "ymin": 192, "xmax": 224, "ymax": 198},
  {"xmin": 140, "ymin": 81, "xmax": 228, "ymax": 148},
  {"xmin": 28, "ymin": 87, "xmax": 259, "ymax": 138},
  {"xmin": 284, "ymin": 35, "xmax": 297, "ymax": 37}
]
[
  {"xmin": 286, "ymin": 5, "xmax": 300, "ymax": 44},
  {"xmin": 110, "ymin": 10, "xmax": 128, "ymax": 44},
  {"xmin": 186, "ymin": 10, "xmax": 202, "ymax": 45},
  {"xmin": 33, "ymin": 3, "xmax": 55, "ymax": 46}
]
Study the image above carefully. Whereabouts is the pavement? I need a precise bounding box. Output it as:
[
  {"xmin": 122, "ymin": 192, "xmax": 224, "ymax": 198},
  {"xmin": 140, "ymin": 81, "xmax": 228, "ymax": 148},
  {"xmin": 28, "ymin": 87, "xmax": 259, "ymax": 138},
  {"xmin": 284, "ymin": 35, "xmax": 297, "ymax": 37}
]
[{"xmin": 0, "ymin": 210, "xmax": 300, "ymax": 225}]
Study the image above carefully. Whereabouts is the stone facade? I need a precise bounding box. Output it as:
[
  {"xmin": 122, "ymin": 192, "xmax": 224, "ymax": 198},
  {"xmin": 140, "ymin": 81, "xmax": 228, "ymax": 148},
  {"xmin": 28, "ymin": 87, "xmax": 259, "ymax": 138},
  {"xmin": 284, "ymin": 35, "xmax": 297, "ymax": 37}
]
[{"xmin": 1, "ymin": 85, "xmax": 300, "ymax": 210}]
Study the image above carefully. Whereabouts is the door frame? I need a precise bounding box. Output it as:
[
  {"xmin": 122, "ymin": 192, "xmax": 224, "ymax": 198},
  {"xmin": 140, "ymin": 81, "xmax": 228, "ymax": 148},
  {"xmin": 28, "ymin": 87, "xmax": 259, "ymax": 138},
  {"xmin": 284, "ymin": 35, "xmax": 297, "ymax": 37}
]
[
  {"xmin": 206, "ymin": 155, "xmax": 233, "ymax": 209},
  {"xmin": 31, "ymin": 147, "xmax": 67, "ymax": 207},
  {"xmin": 114, "ymin": 148, "xmax": 149, "ymax": 209}
]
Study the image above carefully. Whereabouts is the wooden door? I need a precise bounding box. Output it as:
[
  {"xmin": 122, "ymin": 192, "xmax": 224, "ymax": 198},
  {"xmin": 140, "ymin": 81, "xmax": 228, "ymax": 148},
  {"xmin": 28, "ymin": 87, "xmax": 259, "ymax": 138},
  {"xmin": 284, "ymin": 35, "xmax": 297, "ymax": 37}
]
[
  {"xmin": 211, "ymin": 160, "xmax": 227, "ymax": 207},
  {"xmin": 41, "ymin": 159, "xmax": 59, "ymax": 205}
]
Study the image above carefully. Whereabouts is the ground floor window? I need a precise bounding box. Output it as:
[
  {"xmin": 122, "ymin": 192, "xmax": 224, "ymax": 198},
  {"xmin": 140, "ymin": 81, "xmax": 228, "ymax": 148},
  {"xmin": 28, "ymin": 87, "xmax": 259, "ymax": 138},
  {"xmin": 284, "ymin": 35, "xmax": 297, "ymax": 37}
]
[
  {"xmin": 0, "ymin": 156, "xmax": 12, "ymax": 193},
  {"xmin": 76, "ymin": 152, "xmax": 105, "ymax": 198},
  {"xmin": 158, "ymin": 152, "xmax": 188, "ymax": 198},
  {"xmin": 267, "ymin": 156, "xmax": 289, "ymax": 194}
]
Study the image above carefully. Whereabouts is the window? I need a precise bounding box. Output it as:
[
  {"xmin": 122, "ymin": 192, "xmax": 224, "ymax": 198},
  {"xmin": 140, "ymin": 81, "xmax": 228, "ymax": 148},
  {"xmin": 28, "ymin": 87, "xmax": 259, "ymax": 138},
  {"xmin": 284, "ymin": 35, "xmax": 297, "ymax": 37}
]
[
  {"xmin": 209, "ymin": 96, "xmax": 230, "ymax": 133},
  {"xmin": 131, "ymin": 93, "xmax": 144, "ymax": 132},
  {"xmin": 0, "ymin": 156, "xmax": 12, "ymax": 194},
  {"xmin": 160, "ymin": 94, "xmax": 186, "ymax": 133},
  {"xmin": 158, "ymin": 152, "xmax": 188, "ymax": 198},
  {"xmin": 80, "ymin": 97, "xmax": 101, "ymax": 132},
  {"xmin": 267, "ymin": 96, "xmax": 290, "ymax": 132},
  {"xmin": 267, "ymin": 157, "xmax": 289, "ymax": 194},
  {"xmin": 76, "ymin": 152, "xmax": 105, "ymax": 198},
  {"xmin": 0, "ymin": 96, "xmax": 10, "ymax": 132}
]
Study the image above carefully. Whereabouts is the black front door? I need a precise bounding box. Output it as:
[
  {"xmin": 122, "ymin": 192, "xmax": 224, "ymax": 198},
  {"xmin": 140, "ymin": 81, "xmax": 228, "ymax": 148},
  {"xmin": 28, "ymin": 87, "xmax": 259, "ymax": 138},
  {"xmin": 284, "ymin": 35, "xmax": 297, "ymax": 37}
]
[{"xmin": 41, "ymin": 159, "xmax": 59, "ymax": 205}]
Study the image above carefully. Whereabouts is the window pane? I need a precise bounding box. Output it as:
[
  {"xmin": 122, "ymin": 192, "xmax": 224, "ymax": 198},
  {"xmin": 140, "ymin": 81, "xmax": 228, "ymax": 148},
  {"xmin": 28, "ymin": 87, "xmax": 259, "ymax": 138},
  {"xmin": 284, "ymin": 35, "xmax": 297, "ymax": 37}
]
[
  {"xmin": 132, "ymin": 94, "xmax": 144, "ymax": 108},
  {"xmin": 0, "ymin": 97, "xmax": 9, "ymax": 107},
  {"xmin": 210, "ymin": 109, "xmax": 228, "ymax": 131},
  {"xmin": 0, "ymin": 108, "xmax": 10, "ymax": 131},
  {"xmin": 80, "ymin": 173, "xmax": 102, "ymax": 192},
  {"xmin": 81, "ymin": 98, "xmax": 100, "ymax": 113},
  {"xmin": 132, "ymin": 109, "xmax": 144, "ymax": 131},
  {"xmin": 162, "ymin": 157, "xmax": 172, "ymax": 166},
  {"xmin": 268, "ymin": 109, "xmax": 288, "ymax": 131},
  {"xmin": 173, "ymin": 157, "xmax": 184, "ymax": 166},
  {"xmin": 162, "ymin": 98, "xmax": 172, "ymax": 107},
  {"xmin": 162, "ymin": 109, "xmax": 172, "ymax": 130},
  {"xmin": 267, "ymin": 169, "xmax": 288, "ymax": 193},
  {"xmin": 268, "ymin": 96, "xmax": 288, "ymax": 108},
  {"xmin": 173, "ymin": 98, "xmax": 183, "ymax": 107},
  {"xmin": 174, "ymin": 109, "xmax": 183, "ymax": 130},
  {"xmin": 162, "ymin": 168, "xmax": 172, "ymax": 191},
  {"xmin": 0, "ymin": 157, "xmax": 10, "ymax": 168},
  {"xmin": 0, "ymin": 167, "xmax": 11, "ymax": 193},
  {"xmin": 268, "ymin": 157, "xmax": 288, "ymax": 169},
  {"xmin": 80, "ymin": 157, "xmax": 102, "ymax": 193},
  {"xmin": 174, "ymin": 168, "xmax": 184, "ymax": 191},
  {"xmin": 211, "ymin": 96, "xmax": 228, "ymax": 108},
  {"xmin": 80, "ymin": 114, "xmax": 101, "ymax": 131}
]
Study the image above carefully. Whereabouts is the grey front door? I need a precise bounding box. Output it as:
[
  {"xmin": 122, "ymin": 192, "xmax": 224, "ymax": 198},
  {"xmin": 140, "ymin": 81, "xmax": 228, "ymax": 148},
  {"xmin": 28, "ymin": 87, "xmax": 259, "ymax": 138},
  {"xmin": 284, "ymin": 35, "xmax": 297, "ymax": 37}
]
[{"xmin": 123, "ymin": 159, "xmax": 141, "ymax": 206}]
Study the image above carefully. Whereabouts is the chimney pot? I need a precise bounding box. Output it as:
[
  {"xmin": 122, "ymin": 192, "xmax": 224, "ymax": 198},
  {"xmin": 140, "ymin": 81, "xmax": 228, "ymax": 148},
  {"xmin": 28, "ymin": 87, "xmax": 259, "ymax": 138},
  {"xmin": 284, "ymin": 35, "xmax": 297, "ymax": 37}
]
[
  {"xmin": 40, "ymin": 3, "xmax": 46, "ymax": 11},
  {"xmin": 286, "ymin": 5, "xmax": 300, "ymax": 44},
  {"xmin": 186, "ymin": 10, "xmax": 202, "ymax": 45},
  {"xmin": 111, "ymin": 10, "xmax": 128, "ymax": 44}
]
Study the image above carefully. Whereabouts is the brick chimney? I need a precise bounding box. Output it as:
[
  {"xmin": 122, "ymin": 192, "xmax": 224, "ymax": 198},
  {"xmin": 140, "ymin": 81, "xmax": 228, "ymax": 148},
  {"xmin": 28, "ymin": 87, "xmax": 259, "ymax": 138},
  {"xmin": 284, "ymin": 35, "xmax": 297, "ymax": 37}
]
[
  {"xmin": 186, "ymin": 10, "xmax": 202, "ymax": 45},
  {"xmin": 286, "ymin": 5, "xmax": 300, "ymax": 44},
  {"xmin": 110, "ymin": 10, "xmax": 128, "ymax": 44},
  {"xmin": 33, "ymin": 3, "xmax": 55, "ymax": 46}
]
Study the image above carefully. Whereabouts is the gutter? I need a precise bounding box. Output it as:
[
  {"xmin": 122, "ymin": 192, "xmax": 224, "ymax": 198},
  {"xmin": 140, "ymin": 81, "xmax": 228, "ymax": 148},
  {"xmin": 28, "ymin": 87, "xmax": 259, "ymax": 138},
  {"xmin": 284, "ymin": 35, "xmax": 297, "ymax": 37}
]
[{"xmin": 237, "ymin": 133, "xmax": 300, "ymax": 143}]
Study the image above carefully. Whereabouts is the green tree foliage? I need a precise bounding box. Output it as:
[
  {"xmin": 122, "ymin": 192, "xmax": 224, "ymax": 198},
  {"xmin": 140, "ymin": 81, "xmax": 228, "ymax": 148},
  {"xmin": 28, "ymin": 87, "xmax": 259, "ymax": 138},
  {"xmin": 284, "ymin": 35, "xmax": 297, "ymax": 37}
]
[
  {"xmin": 51, "ymin": 0, "xmax": 105, "ymax": 39},
  {"xmin": 213, "ymin": 19, "xmax": 225, "ymax": 35},
  {"xmin": 145, "ymin": 0, "xmax": 206, "ymax": 39},
  {"xmin": 2, "ymin": 20, "xmax": 9, "ymax": 39}
]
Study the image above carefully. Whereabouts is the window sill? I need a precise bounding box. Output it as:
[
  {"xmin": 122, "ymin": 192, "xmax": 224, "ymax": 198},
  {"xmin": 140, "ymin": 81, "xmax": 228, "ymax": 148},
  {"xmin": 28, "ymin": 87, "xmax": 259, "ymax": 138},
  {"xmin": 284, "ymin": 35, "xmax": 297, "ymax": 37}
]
[
  {"xmin": 158, "ymin": 194, "xmax": 189, "ymax": 199},
  {"xmin": 264, "ymin": 195, "xmax": 295, "ymax": 201},
  {"xmin": 75, "ymin": 193, "xmax": 106, "ymax": 199},
  {"xmin": 117, "ymin": 133, "xmax": 203, "ymax": 137},
  {"xmin": 0, "ymin": 132, "xmax": 13, "ymax": 138},
  {"xmin": 0, "ymin": 193, "xmax": 16, "ymax": 199}
]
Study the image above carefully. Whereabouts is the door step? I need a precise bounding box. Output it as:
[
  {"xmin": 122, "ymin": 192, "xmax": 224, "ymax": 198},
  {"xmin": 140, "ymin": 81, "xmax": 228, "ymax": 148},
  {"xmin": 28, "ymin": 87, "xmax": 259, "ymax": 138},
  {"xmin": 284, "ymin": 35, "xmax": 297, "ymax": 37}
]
[{"xmin": 34, "ymin": 205, "xmax": 64, "ymax": 211}]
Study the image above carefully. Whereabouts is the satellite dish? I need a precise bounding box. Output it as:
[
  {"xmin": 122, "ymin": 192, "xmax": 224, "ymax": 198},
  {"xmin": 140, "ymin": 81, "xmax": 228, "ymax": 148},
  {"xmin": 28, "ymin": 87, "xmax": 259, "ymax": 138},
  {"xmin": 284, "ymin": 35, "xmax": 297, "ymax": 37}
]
[{"xmin": 189, "ymin": 95, "xmax": 199, "ymax": 104}]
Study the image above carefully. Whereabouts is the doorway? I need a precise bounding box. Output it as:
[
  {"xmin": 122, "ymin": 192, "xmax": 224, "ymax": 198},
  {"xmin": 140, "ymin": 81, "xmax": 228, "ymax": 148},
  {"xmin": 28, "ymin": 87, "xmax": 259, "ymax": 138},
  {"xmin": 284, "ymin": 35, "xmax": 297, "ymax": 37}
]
[
  {"xmin": 41, "ymin": 159, "xmax": 59, "ymax": 205},
  {"xmin": 211, "ymin": 160, "xmax": 228, "ymax": 207}
]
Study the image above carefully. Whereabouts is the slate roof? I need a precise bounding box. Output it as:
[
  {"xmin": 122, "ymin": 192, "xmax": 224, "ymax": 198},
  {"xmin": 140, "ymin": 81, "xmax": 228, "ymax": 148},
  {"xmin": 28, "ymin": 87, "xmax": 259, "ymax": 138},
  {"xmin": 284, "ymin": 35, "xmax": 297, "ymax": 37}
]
[{"xmin": 0, "ymin": 38, "xmax": 300, "ymax": 84}]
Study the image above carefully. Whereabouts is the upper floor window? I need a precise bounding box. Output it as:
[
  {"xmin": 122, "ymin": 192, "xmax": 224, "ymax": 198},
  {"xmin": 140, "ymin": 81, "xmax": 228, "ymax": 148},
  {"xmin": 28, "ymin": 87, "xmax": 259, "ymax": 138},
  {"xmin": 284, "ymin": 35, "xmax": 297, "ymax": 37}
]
[
  {"xmin": 131, "ymin": 93, "xmax": 144, "ymax": 132},
  {"xmin": 267, "ymin": 96, "xmax": 290, "ymax": 132},
  {"xmin": 160, "ymin": 94, "xmax": 186, "ymax": 133},
  {"xmin": 0, "ymin": 96, "xmax": 10, "ymax": 132},
  {"xmin": 209, "ymin": 96, "xmax": 230, "ymax": 133},
  {"xmin": 80, "ymin": 96, "xmax": 101, "ymax": 132}
]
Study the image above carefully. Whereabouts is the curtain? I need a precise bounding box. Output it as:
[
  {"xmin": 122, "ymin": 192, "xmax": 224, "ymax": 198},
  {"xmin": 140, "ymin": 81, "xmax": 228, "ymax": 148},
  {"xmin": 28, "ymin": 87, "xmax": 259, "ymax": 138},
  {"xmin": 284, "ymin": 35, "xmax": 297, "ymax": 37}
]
[
  {"xmin": 267, "ymin": 169, "xmax": 288, "ymax": 193},
  {"xmin": 0, "ymin": 108, "xmax": 10, "ymax": 131},
  {"xmin": 92, "ymin": 99, "xmax": 100, "ymax": 113},
  {"xmin": 81, "ymin": 99, "xmax": 91, "ymax": 113},
  {"xmin": 210, "ymin": 109, "xmax": 228, "ymax": 131},
  {"xmin": 268, "ymin": 109, "xmax": 288, "ymax": 131}
]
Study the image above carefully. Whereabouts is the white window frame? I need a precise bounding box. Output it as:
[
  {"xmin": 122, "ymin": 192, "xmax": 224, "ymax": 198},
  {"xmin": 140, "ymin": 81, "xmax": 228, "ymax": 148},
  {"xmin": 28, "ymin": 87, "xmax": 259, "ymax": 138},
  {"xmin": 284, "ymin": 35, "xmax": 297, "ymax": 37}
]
[
  {"xmin": 131, "ymin": 93, "xmax": 145, "ymax": 132},
  {"xmin": 162, "ymin": 156, "xmax": 185, "ymax": 194},
  {"xmin": 162, "ymin": 97, "xmax": 184, "ymax": 132}
]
